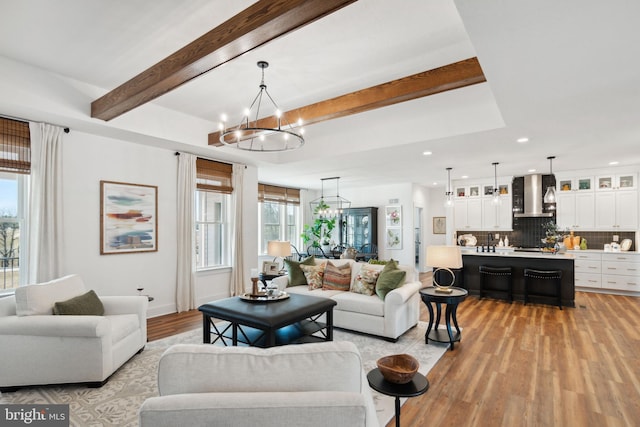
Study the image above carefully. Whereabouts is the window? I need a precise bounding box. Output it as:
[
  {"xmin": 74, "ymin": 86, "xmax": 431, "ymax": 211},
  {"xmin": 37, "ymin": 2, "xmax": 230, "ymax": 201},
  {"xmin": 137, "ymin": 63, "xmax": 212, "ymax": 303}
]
[
  {"xmin": 258, "ymin": 184, "xmax": 300, "ymax": 253},
  {"xmin": 195, "ymin": 158, "xmax": 232, "ymax": 270},
  {"xmin": 0, "ymin": 118, "xmax": 30, "ymax": 292}
]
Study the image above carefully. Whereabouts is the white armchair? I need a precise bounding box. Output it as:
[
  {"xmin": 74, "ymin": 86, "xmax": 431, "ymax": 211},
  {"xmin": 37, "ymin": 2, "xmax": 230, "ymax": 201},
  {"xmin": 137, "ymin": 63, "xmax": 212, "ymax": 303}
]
[{"xmin": 0, "ymin": 274, "xmax": 148, "ymax": 392}]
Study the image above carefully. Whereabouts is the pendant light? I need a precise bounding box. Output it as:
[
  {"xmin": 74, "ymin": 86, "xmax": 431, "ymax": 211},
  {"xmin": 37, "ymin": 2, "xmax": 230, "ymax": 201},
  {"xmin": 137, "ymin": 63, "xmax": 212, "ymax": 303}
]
[
  {"xmin": 309, "ymin": 177, "xmax": 351, "ymax": 218},
  {"xmin": 444, "ymin": 167, "xmax": 454, "ymax": 208},
  {"xmin": 543, "ymin": 156, "xmax": 557, "ymax": 203},
  {"xmin": 492, "ymin": 162, "xmax": 501, "ymax": 205}
]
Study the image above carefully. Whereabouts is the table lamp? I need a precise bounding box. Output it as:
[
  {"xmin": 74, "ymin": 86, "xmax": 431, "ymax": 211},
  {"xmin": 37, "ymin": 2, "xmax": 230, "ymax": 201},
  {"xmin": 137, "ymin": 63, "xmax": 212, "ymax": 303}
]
[
  {"xmin": 267, "ymin": 240, "xmax": 292, "ymax": 272},
  {"xmin": 426, "ymin": 245, "xmax": 462, "ymax": 293}
]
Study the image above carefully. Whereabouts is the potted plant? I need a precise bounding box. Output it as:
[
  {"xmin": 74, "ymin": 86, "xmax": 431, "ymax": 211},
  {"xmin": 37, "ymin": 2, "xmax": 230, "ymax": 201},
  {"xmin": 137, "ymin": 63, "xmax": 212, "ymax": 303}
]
[
  {"xmin": 301, "ymin": 200, "xmax": 337, "ymax": 251},
  {"xmin": 541, "ymin": 221, "xmax": 567, "ymax": 252}
]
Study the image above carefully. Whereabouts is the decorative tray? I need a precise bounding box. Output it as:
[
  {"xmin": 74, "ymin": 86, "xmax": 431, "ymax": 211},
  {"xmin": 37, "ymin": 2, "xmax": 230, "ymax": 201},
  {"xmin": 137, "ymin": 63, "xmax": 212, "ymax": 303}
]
[{"xmin": 239, "ymin": 291, "xmax": 289, "ymax": 302}]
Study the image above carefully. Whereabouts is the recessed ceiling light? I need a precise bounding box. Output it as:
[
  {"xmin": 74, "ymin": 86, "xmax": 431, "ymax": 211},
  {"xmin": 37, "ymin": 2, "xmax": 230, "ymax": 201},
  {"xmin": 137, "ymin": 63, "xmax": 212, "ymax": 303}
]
[
  {"xmin": 422, "ymin": 151, "xmax": 432, "ymax": 156},
  {"xmin": 432, "ymin": 182, "xmax": 438, "ymax": 186},
  {"xmin": 609, "ymin": 161, "xmax": 619, "ymax": 165},
  {"xmin": 528, "ymin": 169, "xmax": 536, "ymax": 173},
  {"xmin": 517, "ymin": 137, "xmax": 529, "ymax": 143},
  {"xmin": 461, "ymin": 175, "xmax": 468, "ymax": 179}
]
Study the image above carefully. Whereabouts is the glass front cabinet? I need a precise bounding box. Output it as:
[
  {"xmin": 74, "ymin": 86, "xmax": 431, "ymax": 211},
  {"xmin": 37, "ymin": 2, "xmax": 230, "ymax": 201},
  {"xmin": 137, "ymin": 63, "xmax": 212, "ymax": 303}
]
[{"xmin": 340, "ymin": 207, "xmax": 378, "ymax": 250}]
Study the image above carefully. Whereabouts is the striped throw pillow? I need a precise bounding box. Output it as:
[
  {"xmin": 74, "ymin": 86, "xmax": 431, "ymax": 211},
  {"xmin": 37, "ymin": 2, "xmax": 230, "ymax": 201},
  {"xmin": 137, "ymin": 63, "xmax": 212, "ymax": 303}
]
[{"xmin": 322, "ymin": 262, "xmax": 352, "ymax": 291}]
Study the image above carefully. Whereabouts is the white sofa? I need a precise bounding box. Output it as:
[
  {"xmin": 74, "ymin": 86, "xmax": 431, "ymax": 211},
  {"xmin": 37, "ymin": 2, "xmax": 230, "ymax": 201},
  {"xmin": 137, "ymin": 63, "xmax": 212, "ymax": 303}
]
[
  {"xmin": 0, "ymin": 274, "xmax": 148, "ymax": 391},
  {"xmin": 272, "ymin": 259, "xmax": 421, "ymax": 341},
  {"xmin": 139, "ymin": 341, "xmax": 379, "ymax": 427}
]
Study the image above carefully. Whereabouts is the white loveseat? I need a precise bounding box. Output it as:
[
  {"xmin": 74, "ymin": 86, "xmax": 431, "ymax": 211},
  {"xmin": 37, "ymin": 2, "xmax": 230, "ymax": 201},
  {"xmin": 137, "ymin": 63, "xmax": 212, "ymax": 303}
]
[
  {"xmin": 139, "ymin": 341, "xmax": 379, "ymax": 427},
  {"xmin": 0, "ymin": 274, "xmax": 148, "ymax": 391},
  {"xmin": 272, "ymin": 259, "xmax": 421, "ymax": 341}
]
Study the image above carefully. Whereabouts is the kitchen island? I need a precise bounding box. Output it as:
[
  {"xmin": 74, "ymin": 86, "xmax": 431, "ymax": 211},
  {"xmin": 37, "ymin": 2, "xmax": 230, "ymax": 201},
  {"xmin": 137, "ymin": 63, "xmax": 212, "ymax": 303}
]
[{"xmin": 461, "ymin": 251, "xmax": 575, "ymax": 308}]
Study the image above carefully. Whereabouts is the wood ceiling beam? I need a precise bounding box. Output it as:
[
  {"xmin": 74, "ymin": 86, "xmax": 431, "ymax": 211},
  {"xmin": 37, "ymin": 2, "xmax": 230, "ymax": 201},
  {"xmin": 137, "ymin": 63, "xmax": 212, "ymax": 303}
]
[
  {"xmin": 209, "ymin": 57, "xmax": 486, "ymax": 146},
  {"xmin": 91, "ymin": 0, "xmax": 357, "ymax": 121}
]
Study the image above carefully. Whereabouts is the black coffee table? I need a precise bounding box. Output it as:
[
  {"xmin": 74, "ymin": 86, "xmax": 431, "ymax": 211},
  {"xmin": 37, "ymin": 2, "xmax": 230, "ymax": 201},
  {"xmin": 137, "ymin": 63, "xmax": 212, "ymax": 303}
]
[
  {"xmin": 198, "ymin": 293, "xmax": 337, "ymax": 348},
  {"xmin": 367, "ymin": 368, "xmax": 429, "ymax": 427}
]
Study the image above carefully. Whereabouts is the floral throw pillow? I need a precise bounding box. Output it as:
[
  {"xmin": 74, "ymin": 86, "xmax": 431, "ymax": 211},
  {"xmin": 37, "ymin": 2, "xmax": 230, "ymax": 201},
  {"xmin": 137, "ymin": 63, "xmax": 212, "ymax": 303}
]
[
  {"xmin": 351, "ymin": 264, "xmax": 380, "ymax": 296},
  {"xmin": 300, "ymin": 263, "xmax": 326, "ymax": 290}
]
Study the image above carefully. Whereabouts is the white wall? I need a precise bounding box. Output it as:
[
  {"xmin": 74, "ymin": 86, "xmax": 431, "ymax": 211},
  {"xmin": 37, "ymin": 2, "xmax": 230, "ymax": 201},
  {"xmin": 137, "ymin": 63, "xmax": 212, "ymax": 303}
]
[
  {"xmin": 342, "ymin": 183, "xmax": 414, "ymax": 266},
  {"xmin": 60, "ymin": 131, "xmax": 258, "ymax": 317},
  {"xmin": 427, "ymin": 187, "xmax": 451, "ymax": 245}
]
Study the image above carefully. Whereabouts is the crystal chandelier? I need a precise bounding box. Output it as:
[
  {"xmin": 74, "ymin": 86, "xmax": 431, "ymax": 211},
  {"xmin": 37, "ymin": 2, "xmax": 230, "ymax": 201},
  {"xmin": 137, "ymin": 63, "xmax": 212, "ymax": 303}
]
[
  {"xmin": 218, "ymin": 61, "xmax": 304, "ymax": 152},
  {"xmin": 309, "ymin": 177, "xmax": 351, "ymax": 218}
]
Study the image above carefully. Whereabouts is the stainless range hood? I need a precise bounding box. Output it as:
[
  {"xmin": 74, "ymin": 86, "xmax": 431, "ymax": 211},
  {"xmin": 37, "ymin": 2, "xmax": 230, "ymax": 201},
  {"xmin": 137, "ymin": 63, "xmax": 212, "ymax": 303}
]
[{"xmin": 513, "ymin": 174, "xmax": 554, "ymax": 218}]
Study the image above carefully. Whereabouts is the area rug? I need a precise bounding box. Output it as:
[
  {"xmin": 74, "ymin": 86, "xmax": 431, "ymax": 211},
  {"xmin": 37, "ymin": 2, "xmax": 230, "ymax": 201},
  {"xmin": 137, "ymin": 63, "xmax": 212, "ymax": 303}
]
[{"xmin": 0, "ymin": 322, "xmax": 448, "ymax": 426}]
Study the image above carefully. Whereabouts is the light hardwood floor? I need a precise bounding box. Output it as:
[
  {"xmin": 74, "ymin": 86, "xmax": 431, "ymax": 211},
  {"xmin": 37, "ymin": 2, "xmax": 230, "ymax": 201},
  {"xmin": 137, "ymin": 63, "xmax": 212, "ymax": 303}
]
[{"xmin": 147, "ymin": 281, "xmax": 640, "ymax": 427}]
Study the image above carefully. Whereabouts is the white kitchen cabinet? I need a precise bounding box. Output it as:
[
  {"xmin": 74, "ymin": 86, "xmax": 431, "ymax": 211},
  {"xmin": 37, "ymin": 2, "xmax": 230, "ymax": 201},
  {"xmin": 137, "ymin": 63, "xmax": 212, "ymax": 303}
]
[
  {"xmin": 454, "ymin": 184, "xmax": 481, "ymax": 198},
  {"xmin": 556, "ymin": 191, "xmax": 595, "ymax": 230},
  {"xmin": 482, "ymin": 194, "xmax": 512, "ymax": 230},
  {"xmin": 601, "ymin": 253, "xmax": 640, "ymax": 292},
  {"xmin": 572, "ymin": 251, "xmax": 640, "ymax": 293},
  {"xmin": 596, "ymin": 173, "xmax": 637, "ymax": 191},
  {"xmin": 573, "ymin": 251, "xmax": 602, "ymax": 288},
  {"xmin": 595, "ymin": 190, "xmax": 638, "ymax": 230},
  {"xmin": 557, "ymin": 176, "xmax": 594, "ymax": 192},
  {"xmin": 454, "ymin": 197, "xmax": 482, "ymax": 230}
]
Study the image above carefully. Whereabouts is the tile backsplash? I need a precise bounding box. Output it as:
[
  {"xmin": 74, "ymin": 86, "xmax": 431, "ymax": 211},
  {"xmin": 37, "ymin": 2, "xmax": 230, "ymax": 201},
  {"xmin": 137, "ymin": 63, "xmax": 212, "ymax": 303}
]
[{"xmin": 458, "ymin": 228, "xmax": 635, "ymax": 251}]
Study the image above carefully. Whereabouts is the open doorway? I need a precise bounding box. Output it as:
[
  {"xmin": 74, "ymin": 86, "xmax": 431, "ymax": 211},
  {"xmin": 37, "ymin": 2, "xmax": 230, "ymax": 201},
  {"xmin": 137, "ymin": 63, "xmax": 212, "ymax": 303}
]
[{"xmin": 414, "ymin": 206, "xmax": 423, "ymax": 271}]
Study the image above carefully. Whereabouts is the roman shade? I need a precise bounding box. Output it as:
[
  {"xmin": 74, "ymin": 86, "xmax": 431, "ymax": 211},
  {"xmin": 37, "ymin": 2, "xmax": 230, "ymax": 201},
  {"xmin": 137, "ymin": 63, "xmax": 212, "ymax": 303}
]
[
  {"xmin": 258, "ymin": 183, "xmax": 300, "ymax": 205},
  {"xmin": 196, "ymin": 158, "xmax": 232, "ymax": 193},
  {"xmin": 0, "ymin": 117, "xmax": 30, "ymax": 174}
]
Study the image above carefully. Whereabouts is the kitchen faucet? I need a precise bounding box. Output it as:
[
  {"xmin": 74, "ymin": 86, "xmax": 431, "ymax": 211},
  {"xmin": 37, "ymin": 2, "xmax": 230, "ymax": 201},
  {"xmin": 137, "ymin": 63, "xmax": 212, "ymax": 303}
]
[{"xmin": 484, "ymin": 233, "xmax": 495, "ymax": 252}]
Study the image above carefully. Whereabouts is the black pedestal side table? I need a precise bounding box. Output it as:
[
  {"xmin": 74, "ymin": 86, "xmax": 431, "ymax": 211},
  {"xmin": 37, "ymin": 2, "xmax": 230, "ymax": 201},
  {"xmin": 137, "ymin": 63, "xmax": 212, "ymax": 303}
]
[
  {"xmin": 367, "ymin": 368, "xmax": 429, "ymax": 427},
  {"xmin": 419, "ymin": 286, "xmax": 468, "ymax": 351}
]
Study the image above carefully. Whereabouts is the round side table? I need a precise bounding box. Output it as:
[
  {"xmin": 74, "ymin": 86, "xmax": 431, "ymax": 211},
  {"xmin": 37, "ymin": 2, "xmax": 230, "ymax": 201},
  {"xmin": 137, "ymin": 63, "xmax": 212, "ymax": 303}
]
[
  {"xmin": 419, "ymin": 286, "xmax": 468, "ymax": 351},
  {"xmin": 367, "ymin": 368, "xmax": 429, "ymax": 427}
]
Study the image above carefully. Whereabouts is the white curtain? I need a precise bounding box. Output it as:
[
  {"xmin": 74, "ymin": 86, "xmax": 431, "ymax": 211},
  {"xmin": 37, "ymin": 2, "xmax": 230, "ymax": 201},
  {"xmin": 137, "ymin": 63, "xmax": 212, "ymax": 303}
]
[
  {"xmin": 27, "ymin": 122, "xmax": 64, "ymax": 283},
  {"xmin": 176, "ymin": 153, "xmax": 196, "ymax": 312},
  {"xmin": 230, "ymin": 165, "xmax": 245, "ymax": 296}
]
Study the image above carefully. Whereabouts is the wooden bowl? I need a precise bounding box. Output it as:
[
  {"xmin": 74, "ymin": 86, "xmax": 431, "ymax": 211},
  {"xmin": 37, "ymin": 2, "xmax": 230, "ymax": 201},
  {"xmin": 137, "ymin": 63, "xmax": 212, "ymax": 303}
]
[{"xmin": 376, "ymin": 354, "xmax": 419, "ymax": 384}]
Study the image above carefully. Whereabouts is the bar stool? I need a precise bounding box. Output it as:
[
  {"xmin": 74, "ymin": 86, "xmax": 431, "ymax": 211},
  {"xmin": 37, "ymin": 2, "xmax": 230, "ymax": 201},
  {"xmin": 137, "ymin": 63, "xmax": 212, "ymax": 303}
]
[
  {"xmin": 523, "ymin": 268, "xmax": 563, "ymax": 310},
  {"xmin": 479, "ymin": 266, "xmax": 513, "ymax": 303}
]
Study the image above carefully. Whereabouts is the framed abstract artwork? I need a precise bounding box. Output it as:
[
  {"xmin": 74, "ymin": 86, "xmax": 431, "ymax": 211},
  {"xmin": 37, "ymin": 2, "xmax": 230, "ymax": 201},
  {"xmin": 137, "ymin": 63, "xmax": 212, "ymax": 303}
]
[{"xmin": 100, "ymin": 181, "xmax": 158, "ymax": 254}]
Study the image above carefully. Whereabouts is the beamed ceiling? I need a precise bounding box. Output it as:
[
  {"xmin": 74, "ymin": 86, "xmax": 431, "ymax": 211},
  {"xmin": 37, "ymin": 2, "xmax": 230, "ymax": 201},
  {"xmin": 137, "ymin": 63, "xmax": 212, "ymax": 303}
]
[{"xmin": 2, "ymin": 0, "xmax": 640, "ymax": 190}]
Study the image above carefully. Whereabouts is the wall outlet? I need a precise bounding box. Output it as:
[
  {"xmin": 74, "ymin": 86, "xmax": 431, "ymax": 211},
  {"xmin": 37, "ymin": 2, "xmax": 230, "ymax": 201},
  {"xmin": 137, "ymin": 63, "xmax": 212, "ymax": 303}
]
[{"xmin": 613, "ymin": 235, "xmax": 619, "ymax": 242}]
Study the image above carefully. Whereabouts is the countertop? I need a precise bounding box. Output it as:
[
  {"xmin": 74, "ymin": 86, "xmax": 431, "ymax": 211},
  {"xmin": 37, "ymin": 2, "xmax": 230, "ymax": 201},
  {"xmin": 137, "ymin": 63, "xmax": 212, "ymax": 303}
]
[
  {"xmin": 461, "ymin": 248, "xmax": 640, "ymax": 259},
  {"xmin": 462, "ymin": 247, "xmax": 577, "ymax": 259}
]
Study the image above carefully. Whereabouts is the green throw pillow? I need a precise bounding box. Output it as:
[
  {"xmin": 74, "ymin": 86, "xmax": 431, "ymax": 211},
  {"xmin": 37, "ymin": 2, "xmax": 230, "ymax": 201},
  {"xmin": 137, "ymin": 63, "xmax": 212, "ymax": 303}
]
[
  {"xmin": 53, "ymin": 290, "xmax": 105, "ymax": 315},
  {"xmin": 375, "ymin": 259, "xmax": 406, "ymax": 300},
  {"xmin": 284, "ymin": 256, "xmax": 316, "ymax": 286}
]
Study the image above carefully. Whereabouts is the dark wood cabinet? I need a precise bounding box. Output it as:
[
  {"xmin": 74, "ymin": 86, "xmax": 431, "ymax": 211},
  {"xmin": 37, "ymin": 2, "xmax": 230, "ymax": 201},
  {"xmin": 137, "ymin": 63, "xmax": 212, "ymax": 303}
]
[{"xmin": 340, "ymin": 207, "xmax": 378, "ymax": 250}]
